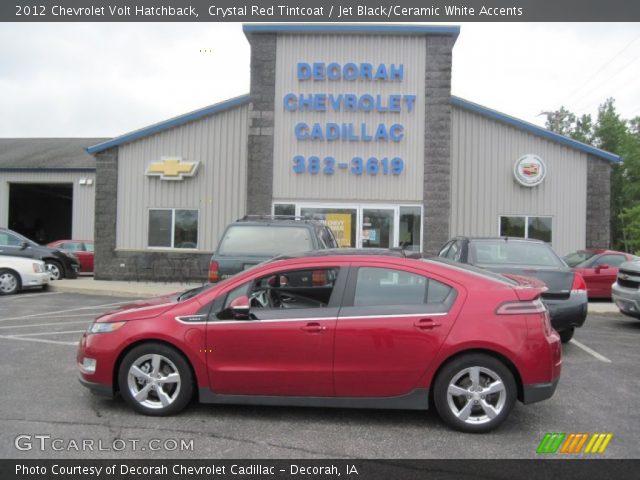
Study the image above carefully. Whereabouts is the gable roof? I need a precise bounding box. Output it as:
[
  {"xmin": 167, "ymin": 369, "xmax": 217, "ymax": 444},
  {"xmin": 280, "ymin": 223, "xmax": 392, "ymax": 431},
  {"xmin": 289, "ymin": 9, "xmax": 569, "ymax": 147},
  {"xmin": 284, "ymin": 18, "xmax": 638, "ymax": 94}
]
[
  {"xmin": 451, "ymin": 96, "xmax": 621, "ymax": 163},
  {"xmin": 0, "ymin": 138, "xmax": 105, "ymax": 171},
  {"xmin": 86, "ymin": 95, "xmax": 250, "ymax": 154}
]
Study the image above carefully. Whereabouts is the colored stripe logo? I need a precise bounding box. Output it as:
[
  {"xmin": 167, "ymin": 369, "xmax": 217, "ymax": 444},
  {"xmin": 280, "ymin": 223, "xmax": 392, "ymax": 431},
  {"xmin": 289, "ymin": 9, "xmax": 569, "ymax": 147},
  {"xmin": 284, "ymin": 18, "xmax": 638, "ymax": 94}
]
[{"xmin": 537, "ymin": 433, "xmax": 613, "ymax": 454}]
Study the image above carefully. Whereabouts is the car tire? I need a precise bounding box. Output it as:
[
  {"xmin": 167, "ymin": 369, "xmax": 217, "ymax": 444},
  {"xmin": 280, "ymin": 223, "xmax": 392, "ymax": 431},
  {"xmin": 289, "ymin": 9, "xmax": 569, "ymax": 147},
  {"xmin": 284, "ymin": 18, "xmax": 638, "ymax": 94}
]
[
  {"xmin": 45, "ymin": 260, "xmax": 64, "ymax": 281},
  {"xmin": 433, "ymin": 353, "xmax": 517, "ymax": 433},
  {"xmin": 559, "ymin": 328, "xmax": 575, "ymax": 343},
  {"xmin": 118, "ymin": 343, "xmax": 194, "ymax": 416},
  {"xmin": 0, "ymin": 269, "xmax": 20, "ymax": 295}
]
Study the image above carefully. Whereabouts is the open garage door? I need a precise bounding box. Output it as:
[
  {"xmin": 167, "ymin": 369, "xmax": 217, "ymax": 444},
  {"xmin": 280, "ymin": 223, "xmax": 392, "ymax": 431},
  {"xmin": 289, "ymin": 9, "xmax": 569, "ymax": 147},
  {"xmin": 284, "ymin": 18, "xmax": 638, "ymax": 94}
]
[{"xmin": 8, "ymin": 183, "xmax": 73, "ymax": 244}]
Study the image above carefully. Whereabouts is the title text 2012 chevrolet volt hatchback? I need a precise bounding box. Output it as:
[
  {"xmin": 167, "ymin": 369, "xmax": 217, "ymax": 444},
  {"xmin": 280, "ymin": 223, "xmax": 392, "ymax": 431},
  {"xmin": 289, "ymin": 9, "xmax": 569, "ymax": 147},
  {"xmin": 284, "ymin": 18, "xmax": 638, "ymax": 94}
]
[{"xmin": 78, "ymin": 250, "xmax": 561, "ymax": 433}]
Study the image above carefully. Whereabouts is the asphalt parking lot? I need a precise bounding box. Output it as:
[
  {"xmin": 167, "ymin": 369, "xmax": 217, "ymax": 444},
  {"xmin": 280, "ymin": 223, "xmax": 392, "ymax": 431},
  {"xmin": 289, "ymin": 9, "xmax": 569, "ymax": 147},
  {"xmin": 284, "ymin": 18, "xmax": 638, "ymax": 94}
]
[{"xmin": 0, "ymin": 291, "xmax": 638, "ymax": 459}]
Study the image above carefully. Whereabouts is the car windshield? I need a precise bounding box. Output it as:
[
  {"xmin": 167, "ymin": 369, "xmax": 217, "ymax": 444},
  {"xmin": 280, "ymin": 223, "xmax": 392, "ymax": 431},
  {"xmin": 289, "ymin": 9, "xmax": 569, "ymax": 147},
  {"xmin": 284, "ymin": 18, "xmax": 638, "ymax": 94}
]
[
  {"xmin": 470, "ymin": 241, "xmax": 565, "ymax": 268},
  {"xmin": 218, "ymin": 225, "xmax": 314, "ymax": 256},
  {"xmin": 564, "ymin": 250, "xmax": 597, "ymax": 267}
]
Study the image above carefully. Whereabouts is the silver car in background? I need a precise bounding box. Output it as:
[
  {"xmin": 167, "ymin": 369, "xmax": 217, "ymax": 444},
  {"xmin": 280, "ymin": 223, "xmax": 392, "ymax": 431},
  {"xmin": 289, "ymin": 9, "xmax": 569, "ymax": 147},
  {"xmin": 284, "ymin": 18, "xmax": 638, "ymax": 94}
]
[
  {"xmin": 0, "ymin": 255, "xmax": 49, "ymax": 295},
  {"xmin": 612, "ymin": 260, "xmax": 640, "ymax": 319}
]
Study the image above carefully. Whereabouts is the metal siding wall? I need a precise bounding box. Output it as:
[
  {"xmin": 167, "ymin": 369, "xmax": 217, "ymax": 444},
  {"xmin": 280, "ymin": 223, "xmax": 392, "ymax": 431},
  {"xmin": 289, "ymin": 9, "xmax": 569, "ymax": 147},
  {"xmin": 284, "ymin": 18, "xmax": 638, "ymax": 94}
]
[
  {"xmin": 451, "ymin": 107, "xmax": 587, "ymax": 255},
  {"xmin": 273, "ymin": 34, "xmax": 425, "ymax": 202},
  {"xmin": 116, "ymin": 104, "xmax": 248, "ymax": 251},
  {"xmin": 0, "ymin": 171, "xmax": 95, "ymax": 239}
]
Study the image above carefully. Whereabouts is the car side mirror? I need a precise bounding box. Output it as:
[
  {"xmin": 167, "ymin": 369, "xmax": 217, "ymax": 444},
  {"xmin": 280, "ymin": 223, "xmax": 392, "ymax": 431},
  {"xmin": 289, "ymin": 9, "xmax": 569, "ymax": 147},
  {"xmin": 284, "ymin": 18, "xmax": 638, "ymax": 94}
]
[
  {"xmin": 20, "ymin": 241, "xmax": 29, "ymax": 250},
  {"xmin": 229, "ymin": 295, "xmax": 251, "ymax": 317}
]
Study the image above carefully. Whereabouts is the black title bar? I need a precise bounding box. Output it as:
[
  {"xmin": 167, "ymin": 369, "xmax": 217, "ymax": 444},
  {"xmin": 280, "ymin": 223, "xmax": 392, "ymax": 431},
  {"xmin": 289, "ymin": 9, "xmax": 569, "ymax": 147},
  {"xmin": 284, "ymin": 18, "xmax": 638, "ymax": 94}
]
[{"xmin": 2, "ymin": 0, "xmax": 640, "ymax": 22}]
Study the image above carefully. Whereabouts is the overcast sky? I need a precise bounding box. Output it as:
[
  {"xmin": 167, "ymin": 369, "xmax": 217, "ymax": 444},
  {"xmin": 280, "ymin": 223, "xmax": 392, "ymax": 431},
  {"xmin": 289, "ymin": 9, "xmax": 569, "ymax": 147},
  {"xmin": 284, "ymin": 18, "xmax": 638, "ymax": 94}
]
[{"xmin": 0, "ymin": 22, "xmax": 639, "ymax": 138}]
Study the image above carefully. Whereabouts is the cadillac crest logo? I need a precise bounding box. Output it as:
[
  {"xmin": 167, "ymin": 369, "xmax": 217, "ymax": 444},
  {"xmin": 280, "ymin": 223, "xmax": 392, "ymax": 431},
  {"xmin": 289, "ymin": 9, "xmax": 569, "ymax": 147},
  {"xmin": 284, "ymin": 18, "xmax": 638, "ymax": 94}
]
[{"xmin": 514, "ymin": 154, "xmax": 546, "ymax": 187}]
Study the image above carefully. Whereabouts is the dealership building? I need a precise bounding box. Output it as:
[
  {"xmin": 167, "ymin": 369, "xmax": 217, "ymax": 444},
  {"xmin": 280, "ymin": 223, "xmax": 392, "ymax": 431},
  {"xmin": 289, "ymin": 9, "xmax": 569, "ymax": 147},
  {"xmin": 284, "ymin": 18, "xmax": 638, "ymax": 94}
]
[{"xmin": 1, "ymin": 25, "xmax": 620, "ymax": 281}]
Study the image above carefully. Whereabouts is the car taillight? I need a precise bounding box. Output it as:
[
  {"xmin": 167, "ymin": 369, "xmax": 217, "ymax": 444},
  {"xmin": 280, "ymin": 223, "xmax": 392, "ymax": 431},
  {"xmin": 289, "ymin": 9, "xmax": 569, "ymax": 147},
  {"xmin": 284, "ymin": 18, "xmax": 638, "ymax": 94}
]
[
  {"xmin": 208, "ymin": 260, "xmax": 219, "ymax": 283},
  {"xmin": 496, "ymin": 298, "xmax": 546, "ymax": 315},
  {"xmin": 571, "ymin": 273, "xmax": 587, "ymax": 293}
]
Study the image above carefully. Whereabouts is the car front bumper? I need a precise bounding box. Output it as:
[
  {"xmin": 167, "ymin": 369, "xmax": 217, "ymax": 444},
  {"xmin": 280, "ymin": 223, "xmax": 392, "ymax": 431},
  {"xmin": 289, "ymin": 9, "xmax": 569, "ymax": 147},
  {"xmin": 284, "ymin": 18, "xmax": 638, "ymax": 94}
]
[
  {"xmin": 612, "ymin": 282, "xmax": 640, "ymax": 319},
  {"xmin": 21, "ymin": 271, "xmax": 50, "ymax": 288}
]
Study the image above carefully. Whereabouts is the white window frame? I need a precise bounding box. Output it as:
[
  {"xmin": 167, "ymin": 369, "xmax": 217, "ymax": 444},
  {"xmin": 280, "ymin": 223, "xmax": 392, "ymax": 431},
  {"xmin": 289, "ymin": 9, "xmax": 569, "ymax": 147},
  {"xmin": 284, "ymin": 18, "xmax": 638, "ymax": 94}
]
[
  {"xmin": 272, "ymin": 202, "xmax": 424, "ymax": 252},
  {"xmin": 147, "ymin": 208, "xmax": 200, "ymax": 250},
  {"xmin": 498, "ymin": 215, "xmax": 553, "ymax": 242}
]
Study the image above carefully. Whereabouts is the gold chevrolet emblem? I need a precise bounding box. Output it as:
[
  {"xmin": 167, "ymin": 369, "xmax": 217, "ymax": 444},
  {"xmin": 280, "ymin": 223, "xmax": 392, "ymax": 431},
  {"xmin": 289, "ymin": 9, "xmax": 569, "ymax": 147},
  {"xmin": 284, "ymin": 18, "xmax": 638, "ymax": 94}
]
[{"xmin": 146, "ymin": 157, "xmax": 199, "ymax": 181}]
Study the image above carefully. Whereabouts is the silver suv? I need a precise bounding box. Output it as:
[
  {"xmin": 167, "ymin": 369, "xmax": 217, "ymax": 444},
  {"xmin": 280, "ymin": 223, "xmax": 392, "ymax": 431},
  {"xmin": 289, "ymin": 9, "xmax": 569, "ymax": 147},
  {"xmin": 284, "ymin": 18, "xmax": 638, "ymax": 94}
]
[{"xmin": 612, "ymin": 260, "xmax": 640, "ymax": 319}]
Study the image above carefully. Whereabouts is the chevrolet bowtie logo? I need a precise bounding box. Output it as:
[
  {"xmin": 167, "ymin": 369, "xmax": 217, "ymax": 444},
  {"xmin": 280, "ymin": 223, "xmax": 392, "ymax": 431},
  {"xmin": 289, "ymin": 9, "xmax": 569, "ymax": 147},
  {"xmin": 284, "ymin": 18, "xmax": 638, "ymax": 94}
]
[{"xmin": 146, "ymin": 157, "xmax": 199, "ymax": 180}]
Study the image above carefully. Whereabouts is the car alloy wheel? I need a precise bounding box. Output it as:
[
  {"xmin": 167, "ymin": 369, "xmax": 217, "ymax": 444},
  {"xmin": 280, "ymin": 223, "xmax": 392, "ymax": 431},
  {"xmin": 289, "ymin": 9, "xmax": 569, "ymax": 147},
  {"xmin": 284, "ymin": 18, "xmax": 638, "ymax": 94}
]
[
  {"xmin": 434, "ymin": 354, "xmax": 516, "ymax": 433},
  {"xmin": 0, "ymin": 269, "xmax": 19, "ymax": 295},
  {"xmin": 45, "ymin": 261, "xmax": 62, "ymax": 280},
  {"xmin": 127, "ymin": 354, "xmax": 182, "ymax": 410},
  {"xmin": 118, "ymin": 343, "xmax": 193, "ymax": 415},
  {"xmin": 446, "ymin": 366, "xmax": 507, "ymax": 425}
]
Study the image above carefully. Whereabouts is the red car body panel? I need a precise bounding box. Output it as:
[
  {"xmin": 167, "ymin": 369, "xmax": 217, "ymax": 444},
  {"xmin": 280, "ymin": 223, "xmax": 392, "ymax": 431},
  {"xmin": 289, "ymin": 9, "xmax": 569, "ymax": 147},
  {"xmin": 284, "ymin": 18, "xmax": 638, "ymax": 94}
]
[
  {"xmin": 571, "ymin": 249, "xmax": 635, "ymax": 298},
  {"xmin": 77, "ymin": 254, "xmax": 561, "ymax": 410},
  {"xmin": 47, "ymin": 240, "xmax": 94, "ymax": 273}
]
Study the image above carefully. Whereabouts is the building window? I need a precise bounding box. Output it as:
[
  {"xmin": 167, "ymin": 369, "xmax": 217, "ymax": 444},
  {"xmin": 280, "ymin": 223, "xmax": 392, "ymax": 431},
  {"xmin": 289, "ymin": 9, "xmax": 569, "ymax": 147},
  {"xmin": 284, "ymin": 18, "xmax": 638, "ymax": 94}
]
[
  {"xmin": 273, "ymin": 204, "xmax": 295, "ymax": 216},
  {"xmin": 148, "ymin": 209, "xmax": 198, "ymax": 249},
  {"xmin": 499, "ymin": 215, "xmax": 552, "ymax": 243}
]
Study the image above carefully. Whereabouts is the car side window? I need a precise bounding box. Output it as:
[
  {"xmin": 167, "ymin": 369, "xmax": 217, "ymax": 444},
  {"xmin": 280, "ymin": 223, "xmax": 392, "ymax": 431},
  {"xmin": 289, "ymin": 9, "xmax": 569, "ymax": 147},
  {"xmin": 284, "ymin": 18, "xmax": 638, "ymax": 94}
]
[
  {"xmin": 85, "ymin": 243, "xmax": 94, "ymax": 252},
  {"xmin": 445, "ymin": 241, "xmax": 462, "ymax": 261},
  {"xmin": 0, "ymin": 232, "xmax": 22, "ymax": 246},
  {"xmin": 438, "ymin": 240, "xmax": 454, "ymax": 257},
  {"xmin": 248, "ymin": 268, "xmax": 339, "ymax": 309},
  {"xmin": 62, "ymin": 242, "xmax": 84, "ymax": 251},
  {"xmin": 354, "ymin": 267, "xmax": 454, "ymax": 307},
  {"xmin": 596, "ymin": 254, "xmax": 626, "ymax": 267}
]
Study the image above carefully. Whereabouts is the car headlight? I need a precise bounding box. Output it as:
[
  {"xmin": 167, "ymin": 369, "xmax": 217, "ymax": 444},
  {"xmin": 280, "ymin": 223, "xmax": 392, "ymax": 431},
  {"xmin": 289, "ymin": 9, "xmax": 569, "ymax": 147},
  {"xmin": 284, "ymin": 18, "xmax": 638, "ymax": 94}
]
[
  {"xmin": 32, "ymin": 263, "xmax": 45, "ymax": 273},
  {"xmin": 88, "ymin": 321, "xmax": 126, "ymax": 334},
  {"xmin": 59, "ymin": 250, "xmax": 78, "ymax": 261}
]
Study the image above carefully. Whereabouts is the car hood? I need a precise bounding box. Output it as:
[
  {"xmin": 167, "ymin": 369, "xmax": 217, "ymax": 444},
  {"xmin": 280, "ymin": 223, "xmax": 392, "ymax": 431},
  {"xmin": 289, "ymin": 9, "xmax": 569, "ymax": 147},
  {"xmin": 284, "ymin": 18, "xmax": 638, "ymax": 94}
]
[
  {"xmin": 618, "ymin": 260, "xmax": 640, "ymax": 274},
  {"xmin": 96, "ymin": 293, "xmax": 179, "ymax": 322}
]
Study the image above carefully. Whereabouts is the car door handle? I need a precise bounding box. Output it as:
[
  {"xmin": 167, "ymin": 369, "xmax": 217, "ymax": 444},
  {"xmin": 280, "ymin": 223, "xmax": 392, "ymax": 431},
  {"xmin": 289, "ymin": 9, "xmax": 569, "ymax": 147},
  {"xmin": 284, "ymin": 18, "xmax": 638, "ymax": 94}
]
[
  {"xmin": 414, "ymin": 318, "xmax": 442, "ymax": 330},
  {"xmin": 302, "ymin": 322, "xmax": 327, "ymax": 333}
]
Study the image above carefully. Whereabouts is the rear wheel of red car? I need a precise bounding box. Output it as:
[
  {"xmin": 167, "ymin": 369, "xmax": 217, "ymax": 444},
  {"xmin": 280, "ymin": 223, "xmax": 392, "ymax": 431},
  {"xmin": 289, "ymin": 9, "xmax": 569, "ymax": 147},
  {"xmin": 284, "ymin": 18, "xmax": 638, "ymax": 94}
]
[
  {"xmin": 433, "ymin": 354, "xmax": 517, "ymax": 433},
  {"xmin": 118, "ymin": 343, "xmax": 193, "ymax": 416},
  {"xmin": 559, "ymin": 328, "xmax": 575, "ymax": 343}
]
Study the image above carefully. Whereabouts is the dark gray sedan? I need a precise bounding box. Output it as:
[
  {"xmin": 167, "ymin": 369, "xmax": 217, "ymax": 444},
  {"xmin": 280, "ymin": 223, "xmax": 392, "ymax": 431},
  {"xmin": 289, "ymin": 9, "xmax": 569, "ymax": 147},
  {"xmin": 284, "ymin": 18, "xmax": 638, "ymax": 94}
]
[{"xmin": 438, "ymin": 237, "xmax": 588, "ymax": 343}]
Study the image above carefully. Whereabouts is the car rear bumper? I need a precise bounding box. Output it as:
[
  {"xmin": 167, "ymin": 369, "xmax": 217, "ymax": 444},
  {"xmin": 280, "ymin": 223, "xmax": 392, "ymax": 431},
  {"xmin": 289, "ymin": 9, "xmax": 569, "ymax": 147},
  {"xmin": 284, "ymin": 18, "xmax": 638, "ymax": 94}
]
[
  {"xmin": 522, "ymin": 378, "xmax": 559, "ymax": 404},
  {"xmin": 612, "ymin": 283, "xmax": 640, "ymax": 319},
  {"xmin": 544, "ymin": 291, "xmax": 588, "ymax": 331}
]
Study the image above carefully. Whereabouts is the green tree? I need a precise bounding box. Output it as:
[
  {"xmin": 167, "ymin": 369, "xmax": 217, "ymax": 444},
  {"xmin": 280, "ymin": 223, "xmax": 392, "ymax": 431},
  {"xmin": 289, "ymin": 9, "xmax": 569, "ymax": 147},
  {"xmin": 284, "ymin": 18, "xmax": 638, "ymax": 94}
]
[{"xmin": 543, "ymin": 99, "xmax": 640, "ymax": 251}]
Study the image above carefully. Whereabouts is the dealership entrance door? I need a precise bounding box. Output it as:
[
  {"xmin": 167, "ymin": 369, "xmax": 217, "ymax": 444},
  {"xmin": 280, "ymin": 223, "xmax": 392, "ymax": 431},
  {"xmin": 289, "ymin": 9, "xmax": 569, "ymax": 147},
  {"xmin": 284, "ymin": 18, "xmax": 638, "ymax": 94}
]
[
  {"xmin": 273, "ymin": 202, "xmax": 423, "ymax": 251},
  {"xmin": 8, "ymin": 183, "xmax": 73, "ymax": 244}
]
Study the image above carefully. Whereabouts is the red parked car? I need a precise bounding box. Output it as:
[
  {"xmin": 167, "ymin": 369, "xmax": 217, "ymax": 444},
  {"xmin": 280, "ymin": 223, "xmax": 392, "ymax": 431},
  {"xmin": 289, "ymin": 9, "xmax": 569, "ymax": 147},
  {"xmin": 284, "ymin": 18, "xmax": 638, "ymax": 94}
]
[
  {"xmin": 77, "ymin": 250, "xmax": 561, "ymax": 433},
  {"xmin": 564, "ymin": 249, "xmax": 638, "ymax": 298},
  {"xmin": 47, "ymin": 240, "xmax": 94, "ymax": 273}
]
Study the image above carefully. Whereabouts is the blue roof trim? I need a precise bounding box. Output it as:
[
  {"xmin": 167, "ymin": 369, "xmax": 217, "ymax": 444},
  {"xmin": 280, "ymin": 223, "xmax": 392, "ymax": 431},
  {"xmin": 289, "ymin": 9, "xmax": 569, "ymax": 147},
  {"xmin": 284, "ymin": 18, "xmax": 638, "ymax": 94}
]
[
  {"xmin": 450, "ymin": 96, "xmax": 621, "ymax": 163},
  {"xmin": 86, "ymin": 94, "xmax": 251, "ymax": 154},
  {"xmin": 243, "ymin": 24, "xmax": 460, "ymax": 36},
  {"xmin": 0, "ymin": 167, "xmax": 95, "ymax": 173}
]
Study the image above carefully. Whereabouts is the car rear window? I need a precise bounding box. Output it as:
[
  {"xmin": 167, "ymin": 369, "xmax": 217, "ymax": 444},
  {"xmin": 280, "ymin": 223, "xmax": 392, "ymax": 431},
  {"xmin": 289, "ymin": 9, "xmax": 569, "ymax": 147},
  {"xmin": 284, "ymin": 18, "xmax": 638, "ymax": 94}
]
[
  {"xmin": 470, "ymin": 241, "xmax": 564, "ymax": 268},
  {"xmin": 218, "ymin": 225, "xmax": 314, "ymax": 256}
]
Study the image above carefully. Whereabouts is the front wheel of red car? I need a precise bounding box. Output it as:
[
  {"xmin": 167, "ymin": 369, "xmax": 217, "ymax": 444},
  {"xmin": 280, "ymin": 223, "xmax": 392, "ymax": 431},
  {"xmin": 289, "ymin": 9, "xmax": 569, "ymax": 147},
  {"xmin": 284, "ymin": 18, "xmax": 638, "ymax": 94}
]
[
  {"xmin": 433, "ymin": 354, "xmax": 517, "ymax": 433},
  {"xmin": 118, "ymin": 343, "xmax": 193, "ymax": 416}
]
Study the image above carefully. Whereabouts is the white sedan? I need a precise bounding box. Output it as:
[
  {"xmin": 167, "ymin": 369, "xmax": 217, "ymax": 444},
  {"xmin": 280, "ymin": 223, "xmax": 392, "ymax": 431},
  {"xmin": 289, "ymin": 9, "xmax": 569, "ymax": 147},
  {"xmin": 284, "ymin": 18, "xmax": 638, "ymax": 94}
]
[{"xmin": 0, "ymin": 255, "xmax": 50, "ymax": 295}]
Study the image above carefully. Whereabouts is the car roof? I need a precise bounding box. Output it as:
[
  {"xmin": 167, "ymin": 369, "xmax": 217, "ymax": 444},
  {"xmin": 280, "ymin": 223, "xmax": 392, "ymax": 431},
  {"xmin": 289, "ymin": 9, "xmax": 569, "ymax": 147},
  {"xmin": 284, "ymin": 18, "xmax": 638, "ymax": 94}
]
[
  {"xmin": 230, "ymin": 216, "xmax": 327, "ymax": 228},
  {"xmin": 274, "ymin": 248, "xmax": 421, "ymax": 261},
  {"xmin": 455, "ymin": 236, "xmax": 547, "ymax": 244}
]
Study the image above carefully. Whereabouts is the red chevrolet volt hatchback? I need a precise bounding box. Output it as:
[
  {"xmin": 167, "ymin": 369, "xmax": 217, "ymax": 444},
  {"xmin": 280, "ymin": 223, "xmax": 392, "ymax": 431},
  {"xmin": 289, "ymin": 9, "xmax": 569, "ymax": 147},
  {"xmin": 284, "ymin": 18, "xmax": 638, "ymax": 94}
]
[{"xmin": 77, "ymin": 250, "xmax": 561, "ymax": 432}]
